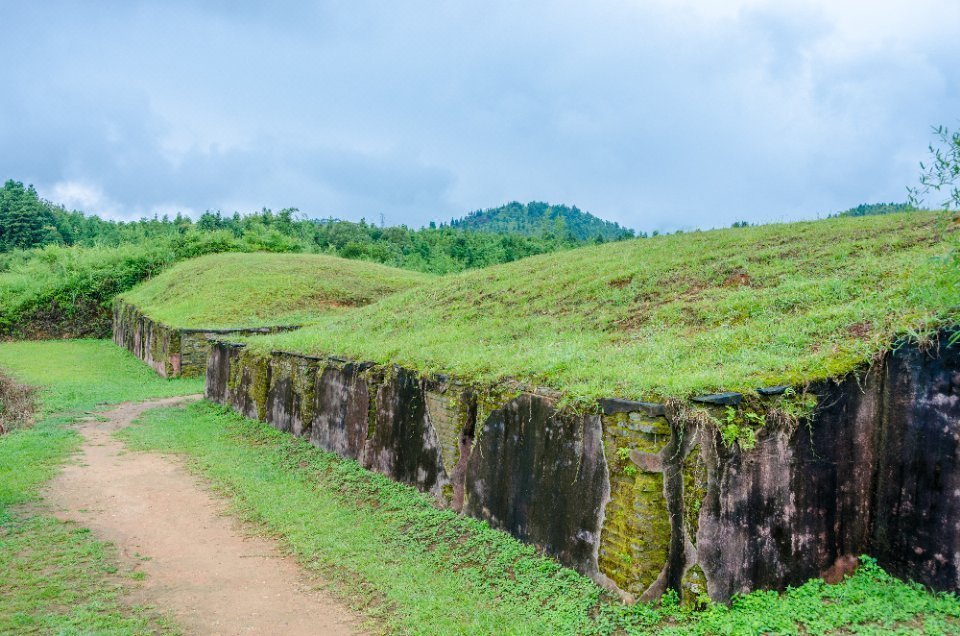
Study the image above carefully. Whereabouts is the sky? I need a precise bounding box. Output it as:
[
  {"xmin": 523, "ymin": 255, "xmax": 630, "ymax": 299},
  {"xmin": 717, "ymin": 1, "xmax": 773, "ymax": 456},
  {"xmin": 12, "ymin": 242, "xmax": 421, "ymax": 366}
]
[{"xmin": 1, "ymin": 1, "xmax": 958, "ymax": 232}]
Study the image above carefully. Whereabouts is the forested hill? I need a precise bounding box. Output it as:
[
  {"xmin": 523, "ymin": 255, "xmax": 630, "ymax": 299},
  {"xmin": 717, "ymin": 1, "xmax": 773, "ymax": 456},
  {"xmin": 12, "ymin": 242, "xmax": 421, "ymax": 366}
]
[
  {"xmin": 833, "ymin": 202, "xmax": 920, "ymax": 217},
  {"xmin": 449, "ymin": 201, "xmax": 634, "ymax": 241}
]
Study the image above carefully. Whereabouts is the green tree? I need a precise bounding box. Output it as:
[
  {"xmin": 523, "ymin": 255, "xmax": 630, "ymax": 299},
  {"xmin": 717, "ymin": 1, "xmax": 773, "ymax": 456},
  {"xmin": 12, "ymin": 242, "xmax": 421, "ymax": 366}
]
[
  {"xmin": 0, "ymin": 180, "xmax": 62, "ymax": 251},
  {"xmin": 909, "ymin": 125, "xmax": 960, "ymax": 345},
  {"xmin": 450, "ymin": 201, "xmax": 634, "ymax": 241},
  {"xmin": 909, "ymin": 125, "xmax": 960, "ymax": 210}
]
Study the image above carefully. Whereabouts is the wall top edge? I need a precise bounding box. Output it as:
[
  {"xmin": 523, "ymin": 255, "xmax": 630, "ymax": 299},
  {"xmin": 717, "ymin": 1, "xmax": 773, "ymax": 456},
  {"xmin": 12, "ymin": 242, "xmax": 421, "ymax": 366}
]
[
  {"xmin": 690, "ymin": 392, "xmax": 743, "ymax": 406},
  {"xmin": 207, "ymin": 327, "xmax": 960, "ymax": 417},
  {"xmin": 180, "ymin": 325, "xmax": 301, "ymax": 335},
  {"xmin": 208, "ymin": 342, "xmax": 806, "ymax": 416},
  {"xmin": 115, "ymin": 300, "xmax": 302, "ymax": 336}
]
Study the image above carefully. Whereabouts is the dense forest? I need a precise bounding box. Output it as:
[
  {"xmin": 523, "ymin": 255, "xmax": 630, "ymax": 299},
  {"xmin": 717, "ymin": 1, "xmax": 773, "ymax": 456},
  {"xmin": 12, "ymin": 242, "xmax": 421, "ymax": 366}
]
[
  {"xmin": 451, "ymin": 201, "xmax": 634, "ymax": 240},
  {"xmin": 0, "ymin": 181, "xmax": 64, "ymax": 251}
]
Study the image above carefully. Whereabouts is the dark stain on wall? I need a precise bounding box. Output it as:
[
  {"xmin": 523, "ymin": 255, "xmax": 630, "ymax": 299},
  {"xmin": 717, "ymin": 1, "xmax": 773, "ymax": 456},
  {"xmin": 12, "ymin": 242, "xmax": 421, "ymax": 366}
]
[
  {"xmin": 697, "ymin": 335, "xmax": 960, "ymax": 601},
  {"xmin": 204, "ymin": 341, "xmax": 239, "ymax": 404},
  {"xmin": 367, "ymin": 367, "xmax": 448, "ymax": 497},
  {"xmin": 871, "ymin": 341, "xmax": 960, "ymax": 590},
  {"xmin": 465, "ymin": 394, "xmax": 610, "ymax": 578},
  {"xmin": 266, "ymin": 354, "xmax": 322, "ymax": 439},
  {"xmin": 312, "ymin": 363, "xmax": 371, "ymax": 462},
  {"xmin": 449, "ymin": 393, "xmax": 477, "ymax": 512}
]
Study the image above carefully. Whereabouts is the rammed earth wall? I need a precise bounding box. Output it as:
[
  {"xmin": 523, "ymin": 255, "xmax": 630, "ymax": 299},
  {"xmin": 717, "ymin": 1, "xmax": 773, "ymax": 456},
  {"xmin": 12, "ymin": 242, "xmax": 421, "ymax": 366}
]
[
  {"xmin": 113, "ymin": 300, "xmax": 298, "ymax": 378},
  {"xmin": 204, "ymin": 332, "xmax": 960, "ymax": 603}
]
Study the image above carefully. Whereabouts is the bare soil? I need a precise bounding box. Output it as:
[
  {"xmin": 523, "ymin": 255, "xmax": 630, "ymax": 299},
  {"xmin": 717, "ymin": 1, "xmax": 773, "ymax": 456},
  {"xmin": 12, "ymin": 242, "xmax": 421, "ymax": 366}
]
[{"xmin": 43, "ymin": 396, "xmax": 362, "ymax": 636}]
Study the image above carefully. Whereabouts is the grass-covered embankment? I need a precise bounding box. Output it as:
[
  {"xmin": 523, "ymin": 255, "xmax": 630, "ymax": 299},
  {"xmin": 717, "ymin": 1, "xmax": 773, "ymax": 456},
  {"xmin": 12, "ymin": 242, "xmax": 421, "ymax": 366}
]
[
  {"xmin": 250, "ymin": 212, "xmax": 960, "ymax": 403},
  {"xmin": 0, "ymin": 340, "xmax": 201, "ymax": 633},
  {"xmin": 118, "ymin": 251, "xmax": 431, "ymax": 330},
  {"xmin": 122, "ymin": 400, "xmax": 960, "ymax": 635},
  {"xmin": 0, "ymin": 244, "xmax": 175, "ymax": 339}
]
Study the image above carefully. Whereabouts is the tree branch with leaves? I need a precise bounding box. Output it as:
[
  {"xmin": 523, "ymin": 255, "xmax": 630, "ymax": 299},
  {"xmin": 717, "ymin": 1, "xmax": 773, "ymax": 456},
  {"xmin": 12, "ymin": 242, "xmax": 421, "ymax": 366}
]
[{"xmin": 909, "ymin": 125, "xmax": 960, "ymax": 210}]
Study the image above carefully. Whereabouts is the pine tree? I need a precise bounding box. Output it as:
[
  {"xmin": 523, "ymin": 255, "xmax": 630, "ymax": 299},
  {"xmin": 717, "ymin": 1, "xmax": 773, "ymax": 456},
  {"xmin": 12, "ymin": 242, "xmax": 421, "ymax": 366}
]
[{"xmin": 0, "ymin": 180, "xmax": 62, "ymax": 250}]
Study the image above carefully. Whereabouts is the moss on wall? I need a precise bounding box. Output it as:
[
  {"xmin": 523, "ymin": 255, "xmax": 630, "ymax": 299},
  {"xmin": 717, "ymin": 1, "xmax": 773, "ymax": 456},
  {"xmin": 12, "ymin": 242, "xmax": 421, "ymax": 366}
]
[
  {"xmin": 113, "ymin": 300, "xmax": 180, "ymax": 377},
  {"xmin": 599, "ymin": 412, "xmax": 673, "ymax": 597}
]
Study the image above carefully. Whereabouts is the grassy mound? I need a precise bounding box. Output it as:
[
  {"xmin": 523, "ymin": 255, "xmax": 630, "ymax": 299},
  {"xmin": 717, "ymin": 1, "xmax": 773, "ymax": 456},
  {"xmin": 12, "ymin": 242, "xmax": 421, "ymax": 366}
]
[
  {"xmin": 250, "ymin": 212, "xmax": 960, "ymax": 402},
  {"xmin": 119, "ymin": 252, "xmax": 431, "ymax": 330}
]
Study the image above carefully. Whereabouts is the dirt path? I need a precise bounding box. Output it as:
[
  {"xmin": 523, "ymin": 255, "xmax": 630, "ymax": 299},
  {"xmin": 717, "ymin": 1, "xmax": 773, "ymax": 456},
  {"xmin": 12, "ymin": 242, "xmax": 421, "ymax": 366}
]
[{"xmin": 43, "ymin": 397, "xmax": 362, "ymax": 636}]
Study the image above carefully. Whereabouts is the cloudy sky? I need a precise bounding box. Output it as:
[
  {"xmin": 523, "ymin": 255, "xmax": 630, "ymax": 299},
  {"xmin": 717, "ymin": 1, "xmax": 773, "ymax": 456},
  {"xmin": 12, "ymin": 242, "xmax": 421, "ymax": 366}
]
[{"xmin": 2, "ymin": 1, "xmax": 958, "ymax": 231}]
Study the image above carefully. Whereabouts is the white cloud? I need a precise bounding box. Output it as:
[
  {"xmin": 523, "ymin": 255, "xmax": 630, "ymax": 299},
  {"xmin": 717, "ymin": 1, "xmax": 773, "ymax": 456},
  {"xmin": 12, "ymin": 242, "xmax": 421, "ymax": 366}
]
[
  {"xmin": 46, "ymin": 181, "xmax": 119, "ymax": 218},
  {"xmin": 2, "ymin": 1, "xmax": 958, "ymax": 229}
]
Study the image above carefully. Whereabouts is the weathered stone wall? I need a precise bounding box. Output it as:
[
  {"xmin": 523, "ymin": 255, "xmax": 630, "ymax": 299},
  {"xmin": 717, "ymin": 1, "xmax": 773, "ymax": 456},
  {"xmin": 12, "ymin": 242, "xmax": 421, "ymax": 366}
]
[
  {"xmin": 465, "ymin": 392, "xmax": 613, "ymax": 587},
  {"xmin": 113, "ymin": 300, "xmax": 298, "ymax": 378},
  {"xmin": 204, "ymin": 333, "xmax": 960, "ymax": 603},
  {"xmin": 210, "ymin": 348, "xmax": 470, "ymax": 504},
  {"xmin": 113, "ymin": 301, "xmax": 181, "ymax": 376},
  {"xmin": 695, "ymin": 338, "xmax": 960, "ymax": 600}
]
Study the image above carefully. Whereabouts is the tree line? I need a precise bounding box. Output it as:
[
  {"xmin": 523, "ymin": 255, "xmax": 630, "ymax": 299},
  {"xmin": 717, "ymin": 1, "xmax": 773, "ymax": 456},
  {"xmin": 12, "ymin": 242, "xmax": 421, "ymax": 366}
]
[
  {"xmin": 0, "ymin": 180, "xmax": 631, "ymax": 274},
  {"xmin": 450, "ymin": 201, "xmax": 634, "ymax": 241}
]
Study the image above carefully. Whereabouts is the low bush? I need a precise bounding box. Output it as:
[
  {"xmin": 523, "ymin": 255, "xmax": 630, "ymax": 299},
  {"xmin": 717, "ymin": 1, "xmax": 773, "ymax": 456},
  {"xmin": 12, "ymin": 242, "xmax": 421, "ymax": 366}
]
[
  {"xmin": 0, "ymin": 372, "xmax": 34, "ymax": 435},
  {"xmin": 0, "ymin": 232, "xmax": 275, "ymax": 339}
]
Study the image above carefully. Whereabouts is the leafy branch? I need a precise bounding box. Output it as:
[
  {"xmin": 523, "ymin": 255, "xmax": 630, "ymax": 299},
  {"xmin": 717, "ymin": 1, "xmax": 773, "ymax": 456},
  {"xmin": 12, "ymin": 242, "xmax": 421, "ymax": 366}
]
[{"xmin": 908, "ymin": 125, "xmax": 960, "ymax": 210}]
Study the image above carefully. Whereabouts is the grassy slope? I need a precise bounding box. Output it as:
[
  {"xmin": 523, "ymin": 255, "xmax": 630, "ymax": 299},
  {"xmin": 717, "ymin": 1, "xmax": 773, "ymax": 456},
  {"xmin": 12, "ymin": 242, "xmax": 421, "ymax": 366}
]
[
  {"xmin": 123, "ymin": 400, "xmax": 960, "ymax": 635},
  {"xmin": 119, "ymin": 251, "xmax": 431, "ymax": 330},
  {"xmin": 252, "ymin": 212, "xmax": 960, "ymax": 402},
  {"xmin": 0, "ymin": 340, "xmax": 201, "ymax": 634}
]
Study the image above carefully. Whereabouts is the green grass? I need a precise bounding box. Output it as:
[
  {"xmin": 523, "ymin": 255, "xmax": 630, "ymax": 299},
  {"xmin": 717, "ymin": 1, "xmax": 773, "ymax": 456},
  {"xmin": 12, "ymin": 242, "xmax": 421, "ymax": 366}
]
[
  {"xmin": 0, "ymin": 515, "xmax": 180, "ymax": 635},
  {"xmin": 0, "ymin": 243, "xmax": 176, "ymax": 338},
  {"xmin": 0, "ymin": 339, "xmax": 203, "ymax": 415},
  {"xmin": 250, "ymin": 212, "xmax": 960, "ymax": 403},
  {"xmin": 119, "ymin": 251, "xmax": 431, "ymax": 330},
  {"xmin": 121, "ymin": 401, "xmax": 960, "ymax": 635},
  {"xmin": 0, "ymin": 340, "xmax": 202, "ymax": 634}
]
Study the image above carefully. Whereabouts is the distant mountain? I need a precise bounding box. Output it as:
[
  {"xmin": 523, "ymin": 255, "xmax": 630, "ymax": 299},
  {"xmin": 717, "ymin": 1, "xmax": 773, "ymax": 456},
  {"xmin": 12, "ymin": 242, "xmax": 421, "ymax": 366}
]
[
  {"xmin": 832, "ymin": 202, "xmax": 921, "ymax": 218},
  {"xmin": 450, "ymin": 201, "xmax": 634, "ymax": 241}
]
